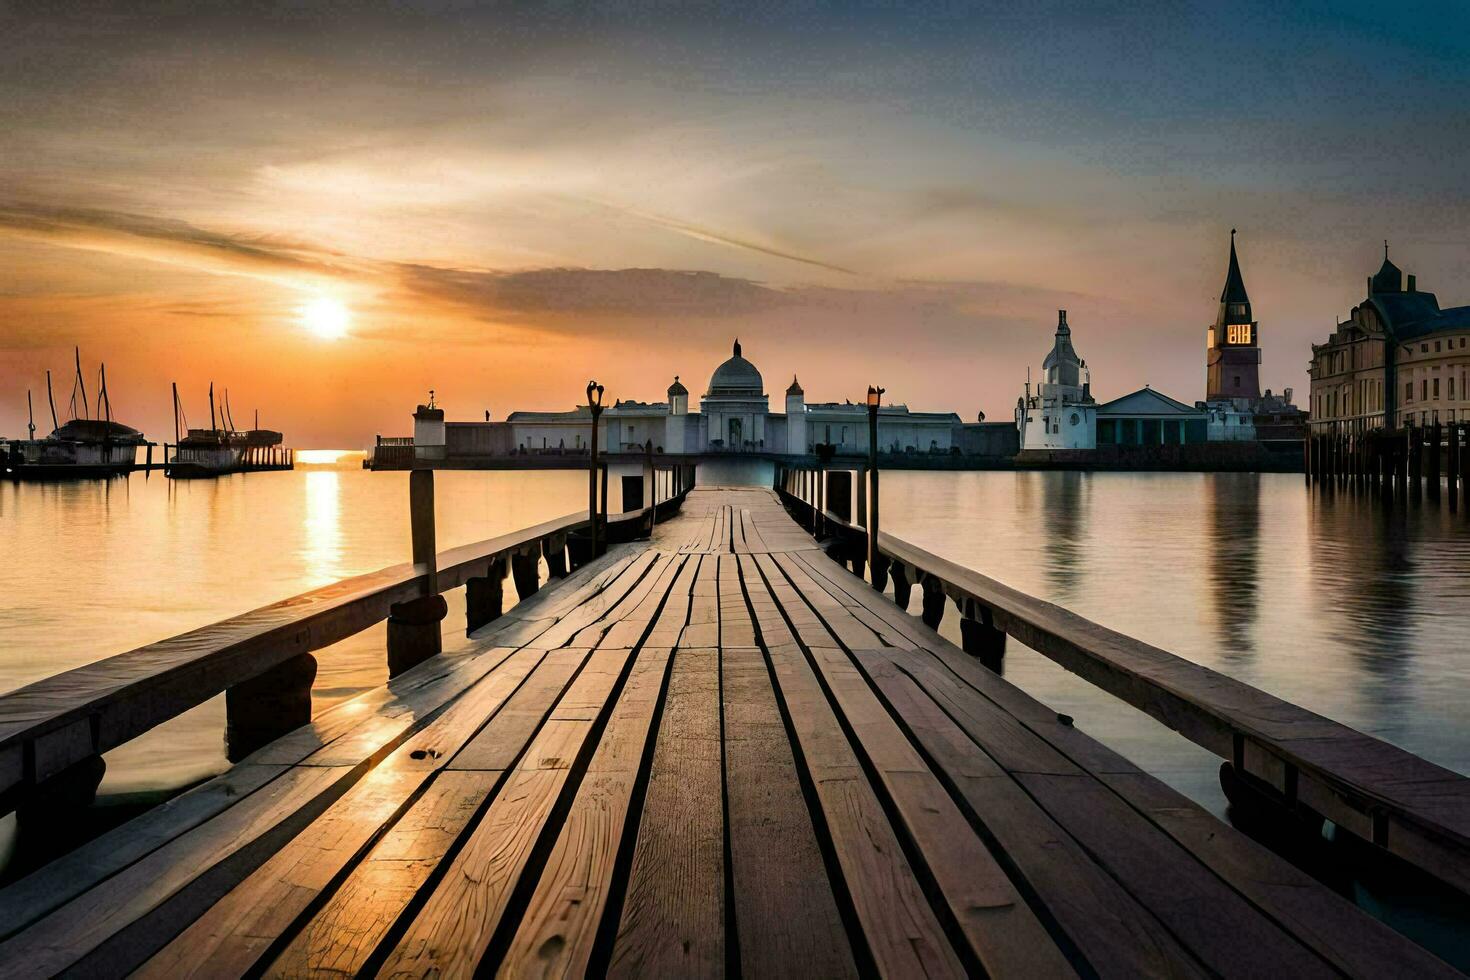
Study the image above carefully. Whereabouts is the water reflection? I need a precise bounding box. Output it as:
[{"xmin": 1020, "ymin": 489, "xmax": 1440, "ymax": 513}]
[
  {"xmin": 302, "ymin": 470, "xmax": 343, "ymax": 586},
  {"xmin": 1206, "ymin": 472, "xmax": 1260, "ymax": 663}
]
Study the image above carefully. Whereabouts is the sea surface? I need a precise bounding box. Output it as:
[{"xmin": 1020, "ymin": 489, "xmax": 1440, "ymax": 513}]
[{"xmin": 2, "ymin": 457, "xmax": 1469, "ymax": 951}]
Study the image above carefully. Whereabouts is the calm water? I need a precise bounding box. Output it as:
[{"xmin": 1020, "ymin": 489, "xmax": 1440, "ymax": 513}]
[{"xmin": 2, "ymin": 460, "xmax": 1468, "ymax": 948}]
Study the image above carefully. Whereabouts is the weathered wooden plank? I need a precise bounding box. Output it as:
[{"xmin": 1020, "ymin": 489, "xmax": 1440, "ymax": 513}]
[
  {"xmin": 0, "ymin": 765, "xmax": 352, "ymax": 979},
  {"xmin": 720, "ymin": 645, "xmax": 858, "ymax": 978},
  {"xmin": 855, "ymin": 653, "xmax": 1206, "ymax": 978},
  {"xmin": 736, "ymin": 555, "xmax": 966, "ymax": 978},
  {"xmin": 496, "ymin": 647, "xmax": 673, "ymax": 977},
  {"xmin": 132, "ymin": 647, "xmax": 553, "ymax": 977},
  {"xmin": 377, "ymin": 649, "xmax": 634, "ymax": 975},
  {"xmin": 607, "ymin": 648, "xmax": 724, "ymax": 977},
  {"xmin": 782, "ymin": 643, "xmax": 1075, "ymax": 977},
  {"xmin": 264, "ymin": 770, "xmax": 498, "ymax": 978}
]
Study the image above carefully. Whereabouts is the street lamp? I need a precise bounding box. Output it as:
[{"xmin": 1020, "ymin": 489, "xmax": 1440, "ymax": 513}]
[
  {"xmin": 587, "ymin": 380, "xmax": 605, "ymax": 557},
  {"xmin": 866, "ymin": 385, "xmax": 886, "ymax": 590}
]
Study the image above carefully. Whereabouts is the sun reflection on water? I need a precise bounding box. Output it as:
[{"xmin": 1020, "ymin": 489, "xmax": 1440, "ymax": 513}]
[{"xmin": 302, "ymin": 469, "xmax": 343, "ymax": 586}]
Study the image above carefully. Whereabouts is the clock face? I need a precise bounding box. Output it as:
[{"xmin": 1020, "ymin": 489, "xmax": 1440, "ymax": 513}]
[{"xmin": 1226, "ymin": 322, "xmax": 1254, "ymax": 346}]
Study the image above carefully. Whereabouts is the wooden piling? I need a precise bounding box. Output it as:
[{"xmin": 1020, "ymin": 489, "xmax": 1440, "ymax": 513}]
[
  {"xmin": 387, "ymin": 469, "xmax": 446, "ymax": 676},
  {"xmin": 545, "ymin": 533, "xmax": 569, "ymax": 578},
  {"xmin": 1448, "ymin": 424, "xmax": 1460, "ymax": 511},
  {"xmin": 1409, "ymin": 426, "xmax": 1422, "ymax": 501},
  {"xmin": 1429, "ymin": 422, "xmax": 1442, "ymax": 500}
]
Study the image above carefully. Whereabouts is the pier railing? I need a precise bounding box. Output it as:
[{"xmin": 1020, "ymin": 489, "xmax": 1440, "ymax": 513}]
[
  {"xmin": 0, "ymin": 475, "xmax": 691, "ymax": 817},
  {"xmin": 775, "ymin": 471, "xmax": 1470, "ymax": 896}
]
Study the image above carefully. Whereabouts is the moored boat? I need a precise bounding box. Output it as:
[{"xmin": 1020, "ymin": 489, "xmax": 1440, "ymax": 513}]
[{"xmin": 3, "ymin": 351, "xmax": 151, "ymax": 480}]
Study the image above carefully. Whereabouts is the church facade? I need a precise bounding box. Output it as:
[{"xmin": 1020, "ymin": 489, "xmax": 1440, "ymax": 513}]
[{"xmin": 502, "ymin": 340, "xmax": 961, "ymax": 456}]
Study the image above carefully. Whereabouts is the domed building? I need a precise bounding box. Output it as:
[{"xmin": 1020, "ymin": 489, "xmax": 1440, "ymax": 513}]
[
  {"xmin": 699, "ymin": 339, "xmax": 770, "ymax": 450},
  {"xmin": 498, "ymin": 337, "xmax": 960, "ymax": 459}
]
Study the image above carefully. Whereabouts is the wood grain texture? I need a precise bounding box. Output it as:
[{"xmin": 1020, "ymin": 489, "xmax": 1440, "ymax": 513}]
[
  {"xmin": 720, "ymin": 645, "xmax": 857, "ymax": 979},
  {"xmin": 496, "ymin": 647, "xmax": 673, "ymax": 978},
  {"xmin": 376, "ymin": 649, "xmax": 634, "ymax": 977},
  {"xmin": 607, "ymin": 649, "xmax": 724, "ymax": 978}
]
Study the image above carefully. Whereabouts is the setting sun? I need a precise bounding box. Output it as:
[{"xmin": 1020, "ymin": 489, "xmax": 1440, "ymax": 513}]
[{"xmin": 299, "ymin": 296, "xmax": 350, "ymax": 340}]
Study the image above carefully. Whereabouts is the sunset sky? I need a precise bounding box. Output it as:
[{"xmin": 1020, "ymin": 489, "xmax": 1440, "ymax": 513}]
[{"xmin": 4, "ymin": 2, "xmax": 1470, "ymax": 446}]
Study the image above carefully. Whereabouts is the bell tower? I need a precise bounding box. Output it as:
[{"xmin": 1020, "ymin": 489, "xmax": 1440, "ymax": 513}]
[{"xmin": 1207, "ymin": 229, "xmax": 1261, "ymax": 402}]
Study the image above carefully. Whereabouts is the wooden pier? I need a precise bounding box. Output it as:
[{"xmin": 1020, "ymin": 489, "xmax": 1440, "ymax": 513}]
[
  {"xmin": 0, "ymin": 483, "xmax": 1465, "ymax": 976},
  {"xmin": 1306, "ymin": 422, "xmax": 1468, "ymax": 506}
]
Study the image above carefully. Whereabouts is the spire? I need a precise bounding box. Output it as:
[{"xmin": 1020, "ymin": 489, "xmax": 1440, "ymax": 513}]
[
  {"xmin": 733, "ymin": 338, "xmax": 742, "ymax": 358},
  {"xmin": 1220, "ymin": 228, "xmax": 1249, "ymax": 306},
  {"xmin": 1371, "ymin": 239, "xmax": 1403, "ymax": 294},
  {"xmin": 786, "ymin": 374, "xmax": 804, "ymax": 396}
]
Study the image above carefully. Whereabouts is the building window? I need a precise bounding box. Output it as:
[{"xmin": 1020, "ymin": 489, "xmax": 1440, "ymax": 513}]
[
  {"xmin": 1406, "ymin": 382, "xmax": 1414, "ymax": 403},
  {"xmin": 1422, "ymin": 344, "xmax": 1429, "ymax": 353},
  {"xmin": 1451, "ymin": 377, "xmax": 1456, "ymax": 399},
  {"xmin": 1233, "ymin": 375, "xmax": 1241, "ymax": 388},
  {"xmin": 1423, "ymin": 379, "xmax": 1429, "ymax": 400},
  {"xmin": 1434, "ymin": 378, "xmax": 1441, "ymax": 399},
  {"xmin": 1437, "ymin": 341, "xmax": 1443, "ymax": 352}
]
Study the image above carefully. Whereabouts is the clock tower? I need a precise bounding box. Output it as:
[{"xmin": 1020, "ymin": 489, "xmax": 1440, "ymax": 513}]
[{"xmin": 1206, "ymin": 229, "xmax": 1261, "ymax": 402}]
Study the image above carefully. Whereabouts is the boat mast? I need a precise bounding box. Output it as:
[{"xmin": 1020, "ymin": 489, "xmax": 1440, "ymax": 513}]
[
  {"xmin": 172, "ymin": 382, "xmax": 182, "ymax": 443},
  {"xmin": 100, "ymin": 363, "xmax": 112, "ymax": 425},
  {"xmin": 46, "ymin": 370, "xmax": 59, "ymax": 432},
  {"xmin": 209, "ymin": 382, "xmax": 217, "ymax": 433},
  {"xmin": 27, "ymin": 390, "xmax": 35, "ymax": 439},
  {"xmin": 74, "ymin": 347, "xmax": 90, "ymax": 420},
  {"xmin": 223, "ymin": 388, "xmax": 236, "ymax": 432}
]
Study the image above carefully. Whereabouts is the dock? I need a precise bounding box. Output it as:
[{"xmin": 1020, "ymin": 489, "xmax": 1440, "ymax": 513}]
[{"xmin": 0, "ymin": 481, "xmax": 1465, "ymax": 976}]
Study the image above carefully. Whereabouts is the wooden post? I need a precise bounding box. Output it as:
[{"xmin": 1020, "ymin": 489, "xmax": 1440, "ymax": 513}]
[
  {"xmin": 225, "ymin": 652, "xmax": 317, "ymax": 761},
  {"xmin": 920, "ymin": 575, "xmax": 946, "ymax": 629},
  {"xmin": 1408, "ymin": 425, "xmax": 1422, "ymax": 501},
  {"xmin": 511, "ymin": 545, "xmax": 540, "ymax": 600},
  {"xmin": 891, "ymin": 560, "xmax": 911, "ymax": 611},
  {"xmin": 387, "ymin": 469, "xmax": 447, "ymax": 677},
  {"xmin": 15, "ymin": 754, "xmax": 107, "ymax": 840},
  {"xmin": 466, "ymin": 557, "xmax": 505, "ymax": 635},
  {"xmin": 1448, "ymin": 424, "xmax": 1460, "ymax": 511},
  {"xmin": 1429, "ymin": 421, "xmax": 1442, "ymax": 501},
  {"xmin": 960, "ymin": 601, "xmax": 1008, "ymax": 673},
  {"xmin": 545, "ymin": 533, "xmax": 569, "ymax": 578}
]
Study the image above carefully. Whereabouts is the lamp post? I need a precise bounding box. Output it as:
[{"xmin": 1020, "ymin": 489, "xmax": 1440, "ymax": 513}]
[
  {"xmin": 587, "ymin": 381, "xmax": 605, "ymax": 557},
  {"xmin": 867, "ymin": 385, "xmax": 887, "ymax": 590}
]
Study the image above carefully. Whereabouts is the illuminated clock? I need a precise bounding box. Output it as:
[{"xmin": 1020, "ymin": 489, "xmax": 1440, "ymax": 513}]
[{"xmin": 1226, "ymin": 323, "xmax": 1253, "ymax": 345}]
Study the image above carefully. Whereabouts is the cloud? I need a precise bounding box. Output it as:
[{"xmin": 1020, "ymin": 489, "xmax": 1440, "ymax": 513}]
[
  {"xmin": 395, "ymin": 264, "xmax": 791, "ymax": 320},
  {"xmin": 0, "ymin": 202, "xmax": 350, "ymax": 285}
]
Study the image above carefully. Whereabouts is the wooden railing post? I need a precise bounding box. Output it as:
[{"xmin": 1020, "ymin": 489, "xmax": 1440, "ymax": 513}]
[
  {"xmin": 920, "ymin": 575, "xmax": 946, "ymax": 629},
  {"xmin": 466, "ymin": 556, "xmax": 506, "ymax": 636},
  {"xmin": 890, "ymin": 560, "xmax": 911, "ymax": 610},
  {"xmin": 511, "ymin": 543, "xmax": 541, "ymax": 600},
  {"xmin": 225, "ymin": 651, "xmax": 317, "ymax": 761},
  {"xmin": 545, "ymin": 532, "xmax": 569, "ymax": 578},
  {"xmin": 960, "ymin": 600, "xmax": 1007, "ymax": 673},
  {"xmin": 387, "ymin": 468, "xmax": 447, "ymax": 677}
]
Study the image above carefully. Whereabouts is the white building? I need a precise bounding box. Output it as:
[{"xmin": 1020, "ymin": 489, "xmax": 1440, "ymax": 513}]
[
  {"xmin": 503, "ymin": 339, "xmax": 959, "ymax": 456},
  {"xmin": 1016, "ymin": 310, "xmax": 1096, "ymax": 451}
]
